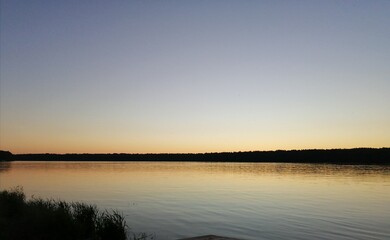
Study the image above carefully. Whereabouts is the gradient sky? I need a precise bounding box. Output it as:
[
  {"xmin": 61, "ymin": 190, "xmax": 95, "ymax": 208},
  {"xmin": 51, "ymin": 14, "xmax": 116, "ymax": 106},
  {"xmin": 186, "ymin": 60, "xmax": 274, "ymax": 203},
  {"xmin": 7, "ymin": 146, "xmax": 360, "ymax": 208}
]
[{"xmin": 1, "ymin": 1, "xmax": 389, "ymax": 154}]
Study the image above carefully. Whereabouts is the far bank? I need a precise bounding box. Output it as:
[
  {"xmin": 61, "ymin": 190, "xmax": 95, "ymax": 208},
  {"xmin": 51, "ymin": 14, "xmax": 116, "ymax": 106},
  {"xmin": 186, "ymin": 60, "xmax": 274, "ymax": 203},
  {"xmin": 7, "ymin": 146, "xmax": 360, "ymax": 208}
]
[{"xmin": 1, "ymin": 148, "xmax": 389, "ymax": 165}]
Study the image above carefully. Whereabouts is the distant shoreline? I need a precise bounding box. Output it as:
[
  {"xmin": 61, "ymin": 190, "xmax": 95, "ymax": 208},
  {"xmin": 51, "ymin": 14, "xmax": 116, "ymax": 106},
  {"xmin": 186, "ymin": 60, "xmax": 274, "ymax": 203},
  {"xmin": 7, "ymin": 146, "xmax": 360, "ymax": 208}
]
[{"xmin": 1, "ymin": 148, "xmax": 389, "ymax": 165}]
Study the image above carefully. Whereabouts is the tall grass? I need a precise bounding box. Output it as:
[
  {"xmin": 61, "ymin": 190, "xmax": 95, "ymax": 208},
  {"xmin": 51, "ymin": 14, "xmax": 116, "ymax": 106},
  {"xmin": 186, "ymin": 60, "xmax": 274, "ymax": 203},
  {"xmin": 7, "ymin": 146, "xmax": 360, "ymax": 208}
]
[{"xmin": 0, "ymin": 187, "xmax": 151, "ymax": 240}]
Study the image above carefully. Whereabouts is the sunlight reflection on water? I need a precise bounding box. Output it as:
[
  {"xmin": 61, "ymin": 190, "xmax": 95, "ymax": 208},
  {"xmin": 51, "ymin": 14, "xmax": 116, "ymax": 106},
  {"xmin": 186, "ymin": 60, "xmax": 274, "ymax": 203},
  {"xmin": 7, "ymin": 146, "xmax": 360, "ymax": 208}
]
[{"xmin": 1, "ymin": 161, "xmax": 389, "ymax": 240}]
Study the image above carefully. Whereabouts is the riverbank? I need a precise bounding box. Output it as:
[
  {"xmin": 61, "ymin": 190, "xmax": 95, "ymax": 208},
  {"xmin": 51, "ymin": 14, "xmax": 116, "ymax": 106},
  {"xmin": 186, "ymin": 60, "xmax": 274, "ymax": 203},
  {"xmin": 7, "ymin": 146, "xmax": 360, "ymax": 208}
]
[{"xmin": 1, "ymin": 148, "xmax": 389, "ymax": 165}]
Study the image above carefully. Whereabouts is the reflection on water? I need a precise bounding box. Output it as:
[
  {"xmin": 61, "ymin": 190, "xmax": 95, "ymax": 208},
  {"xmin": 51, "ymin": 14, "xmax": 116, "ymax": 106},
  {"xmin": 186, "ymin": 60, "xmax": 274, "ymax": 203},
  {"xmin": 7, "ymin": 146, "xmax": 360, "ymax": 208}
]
[
  {"xmin": 0, "ymin": 161, "xmax": 11, "ymax": 172},
  {"xmin": 2, "ymin": 161, "xmax": 389, "ymax": 176},
  {"xmin": 1, "ymin": 161, "xmax": 390, "ymax": 240}
]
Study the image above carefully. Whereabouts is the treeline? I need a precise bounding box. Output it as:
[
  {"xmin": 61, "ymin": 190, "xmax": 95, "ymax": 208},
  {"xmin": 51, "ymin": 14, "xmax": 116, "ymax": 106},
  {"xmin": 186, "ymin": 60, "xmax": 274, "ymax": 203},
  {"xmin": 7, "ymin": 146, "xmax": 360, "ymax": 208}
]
[
  {"xmin": 0, "ymin": 151, "xmax": 13, "ymax": 161},
  {"xmin": 1, "ymin": 148, "xmax": 389, "ymax": 165}
]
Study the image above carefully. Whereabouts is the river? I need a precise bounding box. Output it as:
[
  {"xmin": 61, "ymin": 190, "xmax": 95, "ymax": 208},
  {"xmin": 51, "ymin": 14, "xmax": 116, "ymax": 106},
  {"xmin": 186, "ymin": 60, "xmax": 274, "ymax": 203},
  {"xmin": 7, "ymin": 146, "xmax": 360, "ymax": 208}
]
[{"xmin": 0, "ymin": 161, "xmax": 389, "ymax": 240}]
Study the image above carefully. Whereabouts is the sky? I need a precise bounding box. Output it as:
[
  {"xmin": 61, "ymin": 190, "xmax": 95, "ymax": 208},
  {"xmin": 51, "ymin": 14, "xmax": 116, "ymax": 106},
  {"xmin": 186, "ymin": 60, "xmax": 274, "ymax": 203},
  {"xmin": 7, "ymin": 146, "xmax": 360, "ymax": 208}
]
[{"xmin": 0, "ymin": 1, "xmax": 389, "ymax": 154}]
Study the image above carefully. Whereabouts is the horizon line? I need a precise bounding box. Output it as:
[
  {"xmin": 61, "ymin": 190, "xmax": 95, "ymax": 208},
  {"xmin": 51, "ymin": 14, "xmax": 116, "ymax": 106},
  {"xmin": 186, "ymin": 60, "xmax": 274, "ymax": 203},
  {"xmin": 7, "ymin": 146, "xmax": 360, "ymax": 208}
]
[{"xmin": 3, "ymin": 147, "xmax": 389, "ymax": 155}]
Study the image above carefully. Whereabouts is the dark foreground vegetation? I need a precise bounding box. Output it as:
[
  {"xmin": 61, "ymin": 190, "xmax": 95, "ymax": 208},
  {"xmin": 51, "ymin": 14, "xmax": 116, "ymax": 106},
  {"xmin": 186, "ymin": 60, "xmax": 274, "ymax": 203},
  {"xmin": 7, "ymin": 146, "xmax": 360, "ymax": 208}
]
[
  {"xmin": 1, "ymin": 148, "xmax": 389, "ymax": 165},
  {"xmin": 0, "ymin": 188, "xmax": 149, "ymax": 240}
]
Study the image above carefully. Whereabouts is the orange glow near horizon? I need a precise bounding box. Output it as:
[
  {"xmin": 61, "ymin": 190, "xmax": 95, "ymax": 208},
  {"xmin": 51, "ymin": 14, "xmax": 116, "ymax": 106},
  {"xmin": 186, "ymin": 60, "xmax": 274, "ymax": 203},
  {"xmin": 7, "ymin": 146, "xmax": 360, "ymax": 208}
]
[
  {"xmin": 1, "ymin": 115, "xmax": 389, "ymax": 154},
  {"xmin": 1, "ymin": 134, "xmax": 389, "ymax": 154},
  {"xmin": 1, "ymin": 108, "xmax": 389, "ymax": 154}
]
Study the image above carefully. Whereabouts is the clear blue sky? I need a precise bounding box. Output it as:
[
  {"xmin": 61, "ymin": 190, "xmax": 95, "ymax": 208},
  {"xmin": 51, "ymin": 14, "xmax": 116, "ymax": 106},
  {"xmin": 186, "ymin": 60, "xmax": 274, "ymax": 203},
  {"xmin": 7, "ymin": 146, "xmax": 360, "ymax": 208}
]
[{"xmin": 1, "ymin": 1, "xmax": 389, "ymax": 153}]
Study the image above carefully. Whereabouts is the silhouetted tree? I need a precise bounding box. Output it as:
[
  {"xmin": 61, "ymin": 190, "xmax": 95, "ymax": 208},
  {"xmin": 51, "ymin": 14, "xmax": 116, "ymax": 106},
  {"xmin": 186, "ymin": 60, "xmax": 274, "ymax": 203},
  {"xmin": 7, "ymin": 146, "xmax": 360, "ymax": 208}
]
[{"xmin": 0, "ymin": 151, "xmax": 13, "ymax": 161}]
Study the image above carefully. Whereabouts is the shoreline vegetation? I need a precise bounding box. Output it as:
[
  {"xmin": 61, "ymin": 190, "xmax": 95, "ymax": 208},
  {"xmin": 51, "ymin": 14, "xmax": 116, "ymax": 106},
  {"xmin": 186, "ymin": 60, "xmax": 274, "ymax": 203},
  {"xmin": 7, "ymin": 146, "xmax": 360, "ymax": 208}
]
[
  {"xmin": 0, "ymin": 187, "xmax": 151, "ymax": 240},
  {"xmin": 0, "ymin": 148, "xmax": 389, "ymax": 165}
]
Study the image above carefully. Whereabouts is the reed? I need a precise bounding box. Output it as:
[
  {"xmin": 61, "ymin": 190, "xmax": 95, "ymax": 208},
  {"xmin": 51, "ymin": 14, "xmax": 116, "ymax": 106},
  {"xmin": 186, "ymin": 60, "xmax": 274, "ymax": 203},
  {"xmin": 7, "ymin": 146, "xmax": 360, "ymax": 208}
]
[{"xmin": 0, "ymin": 187, "xmax": 150, "ymax": 240}]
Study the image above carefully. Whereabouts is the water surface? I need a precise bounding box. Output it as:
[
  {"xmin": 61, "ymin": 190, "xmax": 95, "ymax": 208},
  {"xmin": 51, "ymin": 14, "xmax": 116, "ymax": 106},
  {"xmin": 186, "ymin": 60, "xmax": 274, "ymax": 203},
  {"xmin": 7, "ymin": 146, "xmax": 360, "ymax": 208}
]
[{"xmin": 0, "ymin": 161, "xmax": 389, "ymax": 240}]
